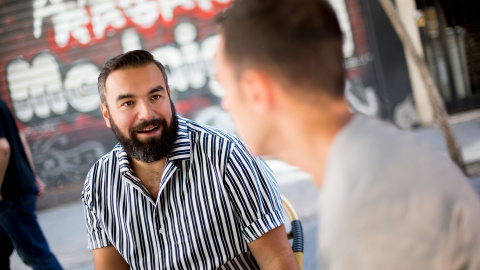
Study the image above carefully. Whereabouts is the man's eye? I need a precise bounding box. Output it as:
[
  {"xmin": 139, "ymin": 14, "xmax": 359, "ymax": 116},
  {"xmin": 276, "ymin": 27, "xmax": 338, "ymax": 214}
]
[
  {"xmin": 122, "ymin": 101, "xmax": 133, "ymax": 106},
  {"xmin": 152, "ymin": 95, "xmax": 161, "ymax": 100}
]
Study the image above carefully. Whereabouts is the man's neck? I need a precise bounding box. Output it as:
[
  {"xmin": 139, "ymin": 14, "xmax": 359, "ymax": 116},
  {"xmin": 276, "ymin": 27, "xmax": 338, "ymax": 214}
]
[
  {"xmin": 274, "ymin": 98, "xmax": 353, "ymax": 187},
  {"xmin": 129, "ymin": 157, "xmax": 167, "ymax": 201}
]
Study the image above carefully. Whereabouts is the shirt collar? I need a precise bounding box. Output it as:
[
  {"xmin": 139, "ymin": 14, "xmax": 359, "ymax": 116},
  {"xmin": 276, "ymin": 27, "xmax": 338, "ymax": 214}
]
[{"xmin": 116, "ymin": 115, "xmax": 191, "ymax": 175}]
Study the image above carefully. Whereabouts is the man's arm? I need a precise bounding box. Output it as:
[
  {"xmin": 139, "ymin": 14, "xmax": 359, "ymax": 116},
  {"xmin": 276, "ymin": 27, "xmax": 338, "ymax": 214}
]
[
  {"xmin": 0, "ymin": 138, "xmax": 11, "ymax": 200},
  {"xmin": 221, "ymin": 139, "xmax": 298, "ymax": 268},
  {"xmin": 19, "ymin": 132, "xmax": 46, "ymax": 196},
  {"xmin": 92, "ymin": 245, "xmax": 129, "ymax": 270},
  {"xmin": 248, "ymin": 224, "xmax": 299, "ymax": 270},
  {"xmin": 224, "ymin": 141, "xmax": 299, "ymax": 269}
]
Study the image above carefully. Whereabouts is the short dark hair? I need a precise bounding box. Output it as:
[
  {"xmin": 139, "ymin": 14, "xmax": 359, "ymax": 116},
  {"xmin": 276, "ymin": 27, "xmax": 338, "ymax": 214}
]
[
  {"xmin": 98, "ymin": 50, "xmax": 169, "ymax": 105},
  {"xmin": 216, "ymin": 0, "xmax": 345, "ymax": 99}
]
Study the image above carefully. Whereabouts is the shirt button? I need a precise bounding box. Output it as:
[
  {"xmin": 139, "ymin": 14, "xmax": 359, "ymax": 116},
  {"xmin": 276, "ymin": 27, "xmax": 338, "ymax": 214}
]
[{"xmin": 159, "ymin": 228, "xmax": 164, "ymax": 234}]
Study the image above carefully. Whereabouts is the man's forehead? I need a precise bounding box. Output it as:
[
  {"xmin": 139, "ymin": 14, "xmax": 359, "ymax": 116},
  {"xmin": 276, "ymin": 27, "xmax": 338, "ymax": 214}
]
[
  {"xmin": 104, "ymin": 64, "xmax": 166, "ymax": 96},
  {"xmin": 112, "ymin": 63, "xmax": 162, "ymax": 75}
]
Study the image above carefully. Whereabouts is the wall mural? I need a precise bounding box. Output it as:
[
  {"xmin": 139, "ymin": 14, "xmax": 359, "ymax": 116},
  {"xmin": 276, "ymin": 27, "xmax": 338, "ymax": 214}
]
[
  {"xmin": 0, "ymin": 0, "xmax": 412, "ymax": 189},
  {"xmin": 1, "ymin": 0, "xmax": 232, "ymax": 188}
]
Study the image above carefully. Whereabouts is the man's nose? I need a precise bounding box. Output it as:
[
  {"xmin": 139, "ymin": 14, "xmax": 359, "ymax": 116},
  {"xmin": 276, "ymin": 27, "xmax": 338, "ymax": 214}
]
[{"xmin": 137, "ymin": 100, "xmax": 155, "ymax": 120}]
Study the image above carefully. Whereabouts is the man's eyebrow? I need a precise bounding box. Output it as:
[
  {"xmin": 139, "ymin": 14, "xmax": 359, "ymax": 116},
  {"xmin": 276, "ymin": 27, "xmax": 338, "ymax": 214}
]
[
  {"xmin": 116, "ymin": 94, "xmax": 135, "ymax": 102},
  {"xmin": 115, "ymin": 86, "xmax": 166, "ymax": 102},
  {"xmin": 149, "ymin": 86, "xmax": 165, "ymax": 94}
]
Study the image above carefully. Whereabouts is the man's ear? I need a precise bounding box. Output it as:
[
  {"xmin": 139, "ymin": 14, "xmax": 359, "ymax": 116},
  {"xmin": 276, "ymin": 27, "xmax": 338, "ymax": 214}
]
[
  {"xmin": 241, "ymin": 70, "xmax": 275, "ymax": 113},
  {"xmin": 100, "ymin": 102, "xmax": 111, "ymax": 128}
]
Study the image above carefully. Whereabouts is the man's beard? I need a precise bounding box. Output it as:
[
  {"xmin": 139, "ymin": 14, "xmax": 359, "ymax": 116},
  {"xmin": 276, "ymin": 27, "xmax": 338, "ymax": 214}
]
[{"xmin": 109, "ymin": 103, "xmax": 179, "ymax": 163}]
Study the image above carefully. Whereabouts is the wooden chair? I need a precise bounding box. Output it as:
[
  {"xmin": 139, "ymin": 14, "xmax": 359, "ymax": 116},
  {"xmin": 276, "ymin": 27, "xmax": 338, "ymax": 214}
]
[{"xmin": 282, "ymin": 194, "xmax": 304, "ymax": 269}]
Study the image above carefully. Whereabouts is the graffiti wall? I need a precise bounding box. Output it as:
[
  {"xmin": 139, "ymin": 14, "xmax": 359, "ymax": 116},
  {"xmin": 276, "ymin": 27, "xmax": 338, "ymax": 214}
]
[
  {"xmin": 336, "ymin": 0, "xmax": 419, "ymax": 129},
  {"xmin": 0, "ymin": 0, "xmax": 411, "ymax": 190},
  {"xmin": 331, "ymin": 0, "xmax": 381, "ymax": 118},
  {"xmin": 0, "ymin": 0, "xmax": 232, "ymax": 188}
]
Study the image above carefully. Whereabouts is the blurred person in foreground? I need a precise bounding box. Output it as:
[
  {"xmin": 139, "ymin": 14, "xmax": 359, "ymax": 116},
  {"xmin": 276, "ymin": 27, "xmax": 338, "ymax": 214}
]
[
  {"xmin": 81, "ymin": 50, "xmax": 298, "ymax": 270},
  {"xmin": 0, "ymin": 98, "xmax": 63, "ymax": 270},
  {"xmin": 214, "ymin": 0, "xmax": 480, "ymax": 269}
]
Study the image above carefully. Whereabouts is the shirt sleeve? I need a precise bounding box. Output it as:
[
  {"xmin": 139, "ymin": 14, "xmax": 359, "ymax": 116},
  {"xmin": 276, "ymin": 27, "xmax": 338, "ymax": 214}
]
[
  {"xmin": 82, "ymin": 165, "xmax": 111, "ymax": 250},
  {"xmin": 224, "ymin": 140, "xmax": 286, "ymax": 243}
]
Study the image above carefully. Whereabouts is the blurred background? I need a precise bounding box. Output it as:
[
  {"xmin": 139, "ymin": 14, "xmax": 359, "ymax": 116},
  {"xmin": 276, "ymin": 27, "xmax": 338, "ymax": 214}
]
[{"xmin": 1, "ymin": 0, "xmax": 479, "ymax": 269}]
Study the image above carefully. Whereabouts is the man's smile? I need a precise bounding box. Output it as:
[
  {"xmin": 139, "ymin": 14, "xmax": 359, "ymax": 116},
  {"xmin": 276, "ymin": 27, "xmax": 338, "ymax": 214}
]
[{"xmin": 137, "ymin": 125, "xmax": 160, "ymax": 134}]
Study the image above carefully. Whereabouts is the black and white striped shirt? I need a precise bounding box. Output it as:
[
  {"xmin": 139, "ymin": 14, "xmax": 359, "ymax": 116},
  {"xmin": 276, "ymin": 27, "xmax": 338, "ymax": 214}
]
[{"xmin": 82, "ymin": 116, "xmax": 285, "ymax": 269}]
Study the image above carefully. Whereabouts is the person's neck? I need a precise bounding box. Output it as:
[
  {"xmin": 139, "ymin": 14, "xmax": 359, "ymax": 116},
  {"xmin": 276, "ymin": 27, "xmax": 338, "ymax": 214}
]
[
  {"xmin": 273, "ymin": 98, "xmax": 352, "ymax": 187},
  {"xmin": 129, "ymin": 157, "xmax": 167, "ymax": 201}
]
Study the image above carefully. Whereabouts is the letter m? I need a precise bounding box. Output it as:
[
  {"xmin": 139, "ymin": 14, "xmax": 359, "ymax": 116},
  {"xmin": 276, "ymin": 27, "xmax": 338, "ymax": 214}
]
[{"xmin": 6, "ymin": 53, "xmax": 67, "ymax": 123}]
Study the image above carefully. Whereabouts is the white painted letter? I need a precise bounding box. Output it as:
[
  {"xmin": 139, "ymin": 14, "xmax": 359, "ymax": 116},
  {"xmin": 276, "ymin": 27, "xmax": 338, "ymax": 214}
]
[
  {"xmin": 118, "ymin": 0, "xmax": 159, "ymax": 28},
  {"xmin": 6, "ymin": 54, "xmax": 67, "ymax": 122},
  {"xmin": 328, "ymin": 0, "xmax": 354, "ymax": 58},
  {"xmin": 64, "ymin": 62, "xmax": 101, "ymax": 112},
  {"xmin": 90, "ymin": 0, "xmax": 127, "ymax": 39},
  {"xmin": 33, "ymin": 0, "xmax": 67, "ymax": 39},
  {"xmin": 51, "ymin": 1, "xmax": 91, "ymax": 47}
]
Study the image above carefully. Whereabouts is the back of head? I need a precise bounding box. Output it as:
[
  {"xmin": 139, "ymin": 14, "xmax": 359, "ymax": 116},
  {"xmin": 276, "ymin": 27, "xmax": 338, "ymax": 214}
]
[
  {"xmin": 98, "ymin": 50, "xmax": 169, "ymax": 105},
  {"xmin": 216, "ymin": 0, "xmax": 345, "ymax": 99}
]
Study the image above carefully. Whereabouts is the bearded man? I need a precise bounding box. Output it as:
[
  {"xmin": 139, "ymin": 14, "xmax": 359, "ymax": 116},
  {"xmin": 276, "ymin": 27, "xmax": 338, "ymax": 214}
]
[{"xmin": 81, "ymin": 50, "xmax": 298, "ymax": 270}]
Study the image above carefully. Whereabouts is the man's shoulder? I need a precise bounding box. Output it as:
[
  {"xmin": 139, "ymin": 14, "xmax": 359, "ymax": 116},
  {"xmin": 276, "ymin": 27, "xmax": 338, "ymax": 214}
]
[
  {"xmin": 86, "ymin": 144, "xmax": 123, "ymax": 178},
  {"xmin": 83, "ymin": 144, "xmax": 123, "ymax": 201},
  {"xmin": 336, "ymin": 114, "xmax": 427, "ymax": 156},
  {"xmin": 97, "ymin": 143, "xmax": 122, "ymax": 162},
  {"xmin": 181, "ymin": 116, "xmax": 242, "ymax": 145}
]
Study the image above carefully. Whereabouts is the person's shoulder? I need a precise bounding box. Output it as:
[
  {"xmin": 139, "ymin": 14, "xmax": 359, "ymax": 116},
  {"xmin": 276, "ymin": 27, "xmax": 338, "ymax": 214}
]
[
  {"xmin": 87, "ymin": 144, "xmax": 122, "ymax": 177},
  {"xmin": 181, "ymin": 116, "xmax": 242, "ymax": 145},
  {"xmin": 185, "ymin": 118, "xmax": 257, "ymax": 158},
  {"xmin": 343, "ymin": 114, "xmax": 422, "ymax": 150},
  {"xmin": 83, "ymin": 144, "xmax": 122, "ymax": 198},
  {"xmin": 98, "ymin": 143, "xmax": 122, "ymax": 162}
]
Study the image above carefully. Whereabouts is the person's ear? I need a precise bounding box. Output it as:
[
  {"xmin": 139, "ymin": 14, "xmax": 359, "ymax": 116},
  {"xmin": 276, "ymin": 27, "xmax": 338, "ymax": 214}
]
[
  {"xmin": 100, "ymin": 102, "xmax": 111, "ymax": 128},
  {"xmin": 241, "ymin": 70, "xmax": 275, "ymax": 113}
]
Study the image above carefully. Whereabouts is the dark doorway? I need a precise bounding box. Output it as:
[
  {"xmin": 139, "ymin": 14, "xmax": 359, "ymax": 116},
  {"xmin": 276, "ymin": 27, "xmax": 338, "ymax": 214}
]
[{"xmin": 415, "ymin": 0, "xmax": 480, "ymax": 114}]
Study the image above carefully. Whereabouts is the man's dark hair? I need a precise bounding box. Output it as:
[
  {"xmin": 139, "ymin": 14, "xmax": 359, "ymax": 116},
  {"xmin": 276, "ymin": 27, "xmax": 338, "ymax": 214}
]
[
  {"xmin": 98, "ymin": 50, "xmax": 169, "ymax": 105},
  {"xmin": 216, "ymin": 0, "xmax": 345, "ymax": 99}
]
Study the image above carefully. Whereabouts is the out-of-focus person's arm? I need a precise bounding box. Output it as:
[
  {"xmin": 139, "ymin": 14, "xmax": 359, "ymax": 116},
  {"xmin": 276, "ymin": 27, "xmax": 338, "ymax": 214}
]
[
  {"xmin": 20, "ymin": 132, "xmax": 46, "ymax": 196},
  {"xmin": 248, "ymin": 224, "xmax": 299, "ymax": 270},
  {"xmin": 0, "ymin": 138, "xmax": 10, "ymax": 201},
  {"xmin": 92, "ymin": 246, "xmax": 129, "ymax": 270}
]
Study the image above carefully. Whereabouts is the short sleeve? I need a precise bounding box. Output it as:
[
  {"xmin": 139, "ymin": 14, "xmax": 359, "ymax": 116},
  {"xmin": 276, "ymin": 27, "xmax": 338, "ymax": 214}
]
[
  {"xmin": 82, "ymin": 168, "xmax": 111, "ymax": 250},
  {"xmin": 224, "ymin": 141, "xmax": 285, "ymax": 243}
]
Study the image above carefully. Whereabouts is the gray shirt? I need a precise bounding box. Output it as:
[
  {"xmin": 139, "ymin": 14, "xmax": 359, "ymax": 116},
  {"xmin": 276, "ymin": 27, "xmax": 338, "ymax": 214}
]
[{"xmin": 319, "ymin": 114, "xmax": 480, "ymax": 270}]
